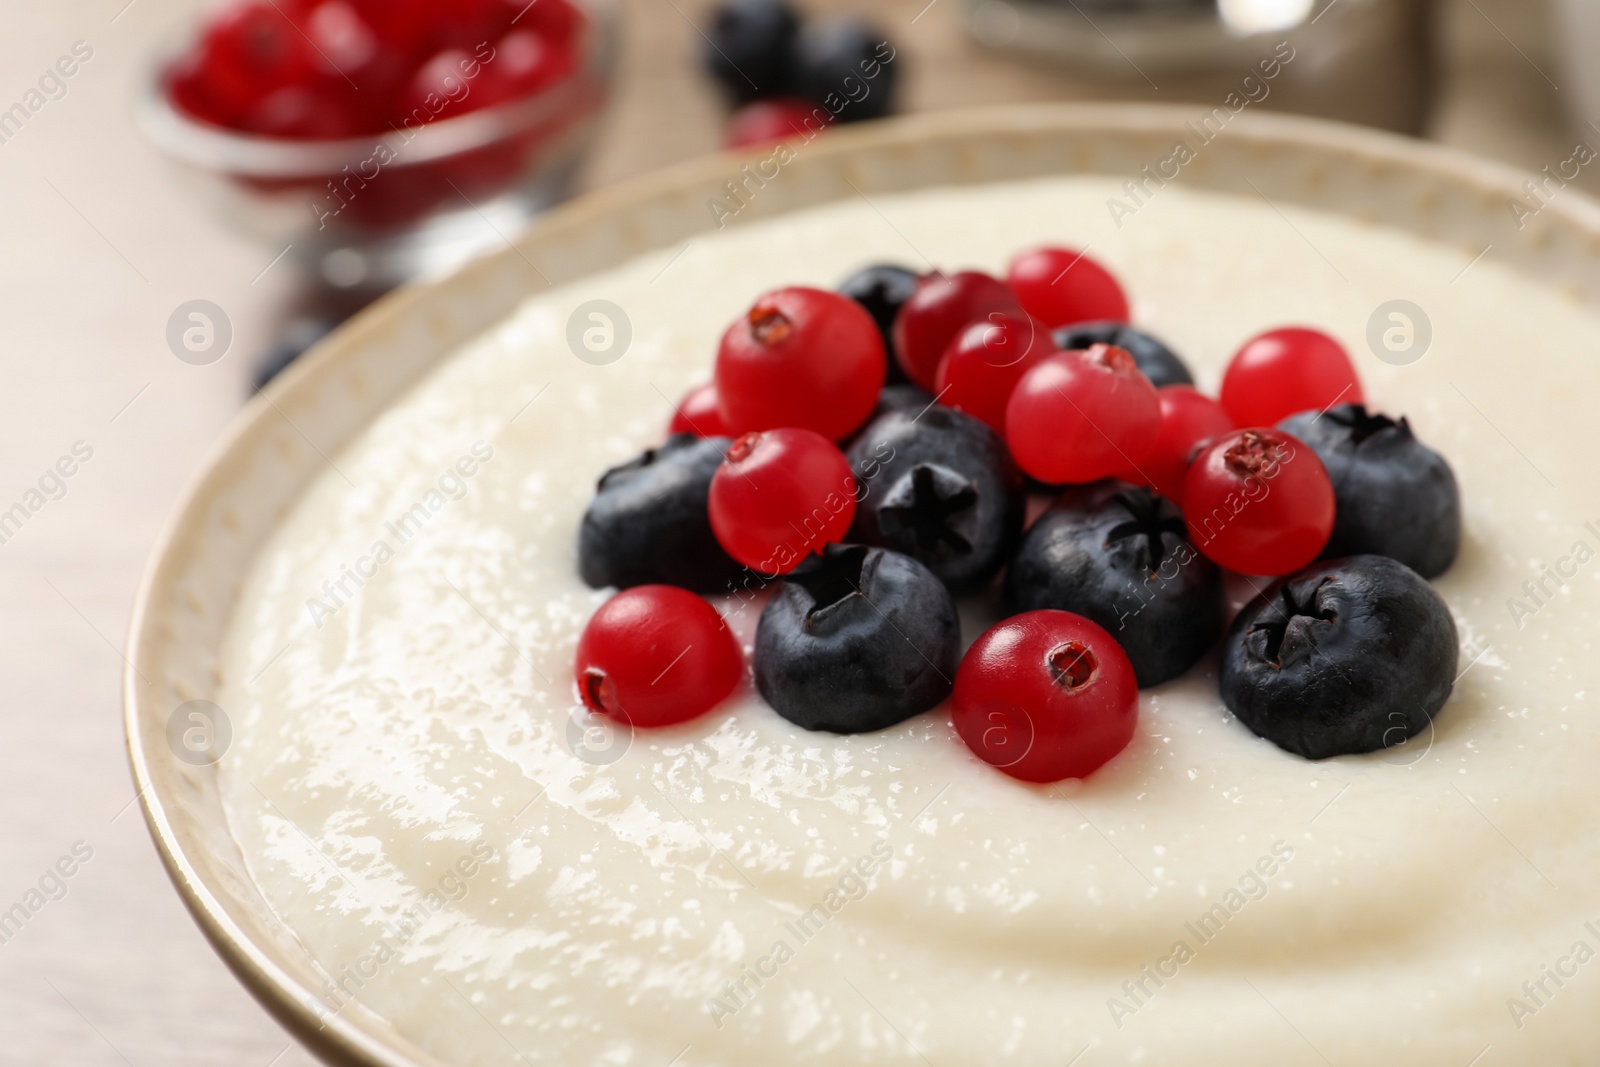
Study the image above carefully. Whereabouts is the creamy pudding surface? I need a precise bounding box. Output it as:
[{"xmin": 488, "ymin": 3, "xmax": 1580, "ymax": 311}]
[{"xmin": 216, "ymin": 176, "xmax": 1600, "ymax": 1067}]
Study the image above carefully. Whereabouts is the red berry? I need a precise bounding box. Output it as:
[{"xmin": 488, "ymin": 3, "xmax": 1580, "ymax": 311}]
[
  {"xmin": 1006, "ymin": 247, "xmax": 1129, "ymax": 329},
  {"xmin": 714, "ymin": 287, "xmax": 885, "ymax": 441},
  {"xmin": 404, "ymin": 49, "xmax": 476, "ymax": 119},
  {"xmin": 892, "ymin": 271, "xmax": 1021, "ymax": 390},
  {"xmin": 1182, "ymin": 428, "xmax": 1335, "ymax": 575},
  {"xmin": 934, "ymin": 311, "xmax": 1057, "ymax": 433},
  {"xmin": 1132, "ymin": 385, "xmax": 1235, "ymax": 505},
  {"xmin": 479, "ymin": 29, "xmax": 569, "ymax": 106},
  {"xmin": 708, "ymin": 429, "xmax": 856, "ymax": 574},
  {"xmin": 575, "ymin": 586, "xmax": 742, "ymax": 728},
  {"xmin": 1219, "ymin": 327, "xmax": 1364, "ymax": 427},
  {"xmin": 952, "ymin": 610, "xmax": 1138, "ymax": 783},
  {"xmin": 668, "ymin": 382, "xmax": 730, "ymax": 438},
  {"xmin": 188, "ymin": 3, "xmax": 315, "ymax": 120},
  {"xmin": 725, "ymin": 97, "xmax": 827, "ymax": 148},
  {"xmin": 242, "ymin": 84, "xmax": 362, "ymax": 138},
  {"xmin": 306, "ymin": 2, "xmax": 378, "ymax": 75},
  {"xmin": 1005, "ymin": 344, "xmax": 1160, "ymax": 485},
  {"xmin": 508, "ymin": 0, "xmax": 581, "ymax": 40}
]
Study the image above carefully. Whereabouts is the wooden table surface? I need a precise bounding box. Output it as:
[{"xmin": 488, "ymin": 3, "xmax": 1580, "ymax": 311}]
[{"xmin": 0, "ymin": 0, "xmax": 1587, "ymax": 1063}]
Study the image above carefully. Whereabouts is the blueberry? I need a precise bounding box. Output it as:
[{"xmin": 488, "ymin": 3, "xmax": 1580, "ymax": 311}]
[
  {"xmin": 702, "ymin": 0, "xmax": 799, "ymax": 105},
  {"xmin": 1003, "ymin": 481, "xmax": 1222, "ymax": 687},
  {"xmin": 846, "ymin": 406, "xmax": 1024, "ymax": 591},
  {"xmin": 794, "ymin": 18, "xmax": 898, "ymax": 122},
  {"xmin": 1220, "ymin": 555, "xmax": 1458, "ymax": 760},
  {"xmin": 1277, "ymin": 404, "xmax": 1461, "ymax": 579},
  {"xmin": 578, "ymin": 434, "xmax": 744, "ymax": 594},
  {"xmin": 1053, "ymin": 321, "xmax": 1193, "ymax": 387},
  {"xmin": 839, "ymin": 263, "xmax": 918, "ymax": 384},
  {"xmin": 755, "ymin": 544, "xmax": 959, "ymax": 732}
]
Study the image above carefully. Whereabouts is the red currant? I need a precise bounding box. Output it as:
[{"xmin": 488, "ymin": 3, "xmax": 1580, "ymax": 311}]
[
  {"xmin": 1220, "ymin": 327, "xmax": 1364, "ymax": 427},
  {"xmin": 404, "ymin": 48, "xmax": 476, "ymax": 118},
  {"xmin": 708, "ymin": 429, "xmax": 856, "ymax": 574},
  {"xmin": 479, "ymin": 29, "xmax": 569, "ymax": 106},
  {"xmin": 892, "ymin": 271, "xmax": 1021, "ymax": 390},
  {"xmin": 1182, "ymin": 427, "xmax": 1335, "ymax": 575},
  {"xmin": 575, "ymin": 585, "xmax": 742, "ymax": 728},
  {"xmin": 668, "ymin": 382, "xmax": 730, "ymax": 438},
  {"xmin": 725, "ymin": 97, "xmax": 826, "ymax": 148},
  {"xmin": 1132, "ymin": 385, "xmax": 1234, "ymax": 505},
  {"xmin": 306, "ymin": 2, "xmax": 378, "ymax": 75},
  {"xmin": 190, "ymin": 3, "xmax": 314, "ymax": 121},
  {"xmin": 952, "ymin": 610, "xmax": 1138, "ymax": 782},
  {"xmin": 934, "ymin": 311, "xmax": 1057, "ymax": 433},
  {"xmin": 1006, "ymin": 247, "xmax": 1129, "ymax": 328},
  {"xmin": 714, "ymin": 287, "xmax": 885, "ymax": 441},
  {"xmin": 1005, "ymin": 344, "xmax": 1160, "ymax": 485}
]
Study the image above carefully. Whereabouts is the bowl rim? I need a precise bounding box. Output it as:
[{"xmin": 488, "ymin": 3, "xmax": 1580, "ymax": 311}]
[
  {"xmin": 136, "ymin": 0, "xmax": 618, "ymax": 179},
  {"xmin": 124, "ymin": 101, "xmax": 1600, "ymax": 1067}
]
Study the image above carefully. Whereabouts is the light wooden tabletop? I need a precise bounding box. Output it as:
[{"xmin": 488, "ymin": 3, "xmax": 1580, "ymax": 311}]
[{"xmin": 0, "ymin": 0, "xmax": 1587, "ymax": 1063}]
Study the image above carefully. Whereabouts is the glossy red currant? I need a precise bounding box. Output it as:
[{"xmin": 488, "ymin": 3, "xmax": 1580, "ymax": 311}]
[
  {"xmin": 725, "ymin": 97, "xmax": 827, "ymax": 148},
  {"xmin": 715, "ymin": 287, "xmax": 886, "ymax": 441},
  {"xmin": 574, "ymin": 585, "xmax": 742, "ymax": 729},
  {"xmin": 1006, "ymin": 247, "xmax": 1129, "ymax": 329},
  {"xmin": 1220, "ymin": 327, "xmax": 1364, "ymax": 427},
  {"xmin": 668, "ymin": 382, "xmax": 730, "ymax": 438},
  {"xmin": 1132, "ymin": 385, "xmax": 1235, "ymax": 505},
  {"xmin": 708, "ymin": 428, "xmax": 857, "ymax": 574},
  {"xmin": 952, "ymin": 610, "xmax": 1138, "ymax": 782},
  {"xmin": 934, "ymin": 311, "xmax": 1056, "ymax": 433},
  {"xmin": 1005, "ymin": 344, "xmax": 1160, "ymax": 485},
  {"xmin": 1182, "ymin": 427, "xmax": 1335, "ymax": 575},
  {"xmin": 892, "ymin": 271, "xmax": 1021, "ymax": 390}
]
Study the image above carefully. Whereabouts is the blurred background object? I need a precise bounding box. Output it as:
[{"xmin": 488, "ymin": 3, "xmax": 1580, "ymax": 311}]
[
  {"xmin": 957, "ymin": 0, "xmax": 1434, "ymax": 134},
  {"xmin": 1, "ymin": 1, "xmax": 1594, "ymax": 1065}
]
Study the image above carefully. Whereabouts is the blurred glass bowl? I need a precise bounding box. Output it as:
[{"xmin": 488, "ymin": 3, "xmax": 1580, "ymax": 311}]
[{"xmin": 138, "ymin": 0, "xmax": 617, "ymax": 292}]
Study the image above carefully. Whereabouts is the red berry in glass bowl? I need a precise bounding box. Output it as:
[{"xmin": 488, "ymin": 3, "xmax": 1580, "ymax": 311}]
[
  {"xmin": 725, "ymin": 97, "xmax": 825, "ymax": 148},
  {"xmin": 1132, "ymin": 385, "xmax": 1234, "ymax": 505},
  {"xmin": 934, "ymin": 311, "xmax": 1057, "ymax": 433},
  {"xmin": 668, "ymin": 382, "xmax": 730, "ymax": 437},
  {"xmin": 575, "ymin": 585, "xmax": 742, "ymax": 728},
  {"xmin": 708, "ymin": 429, "xmax": 856, "ymax": 574},
  {"xmin": 1006, "ymin": 247, "xmax": 1129, "ymax": 329},
  {"xmin": 479, "ymin": 29, "xmax": 570, "ymax": 106},
  {"xmin": 892, "ymin": 270, "xmax": 1021, "ymax": 390},
  {"xmin": 714, "ymin": 287, "xmax": 886, "ymax": 442},
  {"xmin": 952, "ymin": 610, "xmax": 1138, "ymax": 783},
  {"xmin": 1220, "ymin": 326, "xmax": 1363, "ymax": 427},
  {"xmin": 1005, "ymin": 344, "xmax": 1160, "ymax": 485},
  {"xmin": 306, "ymin": 1, "xmax": 380, "ymax": 74},
  {"xmin": 1182, "ymin": 427, "xmax": 1335, "ymax": 575},
  {"xmin": 185, "ymin": 2, "xmax": 315, "ymax": 122}
]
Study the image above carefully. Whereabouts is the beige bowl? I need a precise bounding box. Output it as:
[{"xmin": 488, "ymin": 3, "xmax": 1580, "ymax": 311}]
[{"xmin": 123, "ymin": 103, "xmax": 1600, "ymax": 1067}]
